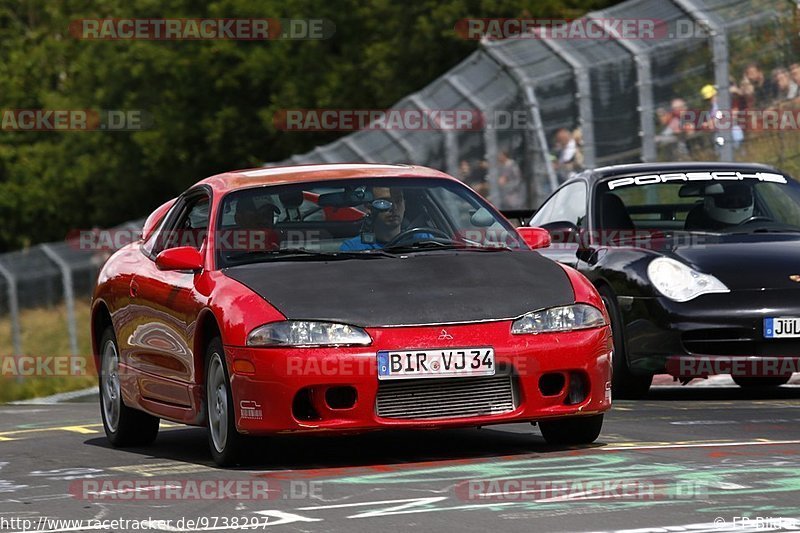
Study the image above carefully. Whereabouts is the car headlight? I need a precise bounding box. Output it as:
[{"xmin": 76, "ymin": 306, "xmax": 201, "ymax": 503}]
[
  {"xmin": 247, "ymin": 321, "xmax": 372, "ymax": 347},
  {"xmin": 647, "ymin": 257, "xmax": 729, "ymax": 302},
  {"xmin": 511, "ymin": 304, "xmax": 607, "ymax": 334}
]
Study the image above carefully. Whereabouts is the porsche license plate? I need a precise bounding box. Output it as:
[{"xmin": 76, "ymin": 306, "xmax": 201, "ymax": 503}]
[
  {"xmin": 377, "ymin": 347, "xmax": 495, "ymax": 380},
  {"xmin": 764, "ymin": 317, "xmax": 800, "ymax": 338}
]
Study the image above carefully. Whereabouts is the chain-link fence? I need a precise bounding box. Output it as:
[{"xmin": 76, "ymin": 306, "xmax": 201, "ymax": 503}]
[
  {"xmin": 0, "ymin": 219, "xmax": 143, "ymax": 357},
  {"xmin": 1, "ymin": 0, "xmax": 798, "ymax": 356},
  {"xmin": 268, "ymin": 0, "xmax": 798, "ymax": 206}
]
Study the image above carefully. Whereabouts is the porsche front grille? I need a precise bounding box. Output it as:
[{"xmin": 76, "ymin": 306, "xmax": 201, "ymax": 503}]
[{"xmin": 375, "ymin": 374, "xmax": 518, "ymax": 420}]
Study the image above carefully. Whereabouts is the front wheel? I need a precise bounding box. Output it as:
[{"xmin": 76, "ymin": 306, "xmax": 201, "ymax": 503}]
[
  {"xmin": 99, "ymin": 327, "xmax": 160, "ymax": 447},
  {"xmin": 598, "ymin": 286, "xmax": 653, "ymax": 399},
  {"xmin": 206, "ymin": 337, "xmax": 248, "ymax": 467},
  {"xmin": 732, "ymin": 376, "xmax": 791, "ymax": 388},
  {"xmin": 539, "ymin": 414, "xmax": 604, "ymax": 445}
]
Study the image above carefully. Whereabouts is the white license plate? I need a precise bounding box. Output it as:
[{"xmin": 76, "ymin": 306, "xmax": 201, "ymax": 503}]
[
  {"xmin": 764, "ymin": 317, "xmax": 800, "ymax": 338},
  {"xmin": 377, "ymin": 347, "xmax": 495, "ymax": 380}
]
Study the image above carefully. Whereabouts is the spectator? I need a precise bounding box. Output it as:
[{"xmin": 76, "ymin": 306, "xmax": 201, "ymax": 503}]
[
  {"xmin": 700, "ymin": 84, "xmax": 743, "ymax": 150},
  {"xmin": 667, "ymin": 98, "xmax": 689, "ymax": 134},
  {"xmin": 729, "ymin": 76, "xmax": 748, "ymax": 111},
  {"xmin": 740, "ymin": 63, "xmax": 777, "ymax": 107},
  {"xmin": 458, "ymin": 159, "xmax": 471, "ymax": 182},
  {"xmin": 497, "ymin": 150, "xmax": 525, "ymax": 209},
  {"xmin": 468, "ymin": 159, "xmax": 489, "ymax": 197},
  {"xmin": 656, "ymin": 107, "xmax": 673, "ymax": 138},
  {"xmin": 552, "ymin": 128, "xmax": 583, "ymax": 182},
  {"xmin": 773, "ymin": 67, "xmax": 798, "ymax": 100},
  {"xmin": 790, "ymin": 63, "xmax": 800, "ymax": 91}
]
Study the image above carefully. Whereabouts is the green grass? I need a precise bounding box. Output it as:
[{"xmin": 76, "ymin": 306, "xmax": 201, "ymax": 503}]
[{"xmin": 0, "ymin": 301, "xmax": 96, "ymax": 403}]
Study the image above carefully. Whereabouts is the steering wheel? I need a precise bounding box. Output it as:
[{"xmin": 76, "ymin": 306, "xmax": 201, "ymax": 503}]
[
  {"xmin": 385, "ymin": 227, "xmax": 452, "ymax": 248},
  {"xmin": 736, "ymin": 216, "xmax": 773, "ymax": 225}
]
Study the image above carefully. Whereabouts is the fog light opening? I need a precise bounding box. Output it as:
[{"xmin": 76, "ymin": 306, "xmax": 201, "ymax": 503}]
[
  {"xmin": 565, "ymin": 372, "xmax": 589, "ymax": 405},
  {"xmin": 539, "ymin": 373, "xmax": 566, "ymax": 396},
  {"xmin": 292, "ymin": 387, "xmax": 320, "ymax": 421},
  {"xmin": 325, "ymin": 386, "xmax": 357, "ymax": 410}
]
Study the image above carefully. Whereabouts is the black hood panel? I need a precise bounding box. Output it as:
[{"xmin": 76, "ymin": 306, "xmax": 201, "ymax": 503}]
[{"xmin": 223, "ymin": 251, "xmax": 574, "ymax": 327}]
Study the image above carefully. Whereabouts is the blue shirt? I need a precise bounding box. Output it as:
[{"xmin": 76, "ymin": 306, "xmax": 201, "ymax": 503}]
[
  {"xmin": 340, "ymin": 236, "xmax": 385, "ymax": 251},
  {"xmin": 340, "ymin": 233, "xmax": 434, "ymax": 251}
]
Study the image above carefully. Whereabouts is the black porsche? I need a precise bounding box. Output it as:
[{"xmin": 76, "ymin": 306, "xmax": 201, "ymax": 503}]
[{"xmin": 526, "ymin": 162, "xmax": 800, "ymax": 398}]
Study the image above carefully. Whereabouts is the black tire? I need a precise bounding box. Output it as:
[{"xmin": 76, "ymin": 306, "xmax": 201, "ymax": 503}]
[
  {"xmin": 539, "ymin": 414, "xmax": 604, "ymax": 445},
  {"xmin": 98, "ymin": 327, "xmax": 160, "ymax": 447},
  {"xmin": 205, "ymin": 337, "xmax": 248, "ymax": 467},
  {"xmin": 598, "ymin": 286, "xmax": 653, "ymax": 400},
  {"xmin": 732, "ymin": 376, "xmax": 791, "ymax": 388}
]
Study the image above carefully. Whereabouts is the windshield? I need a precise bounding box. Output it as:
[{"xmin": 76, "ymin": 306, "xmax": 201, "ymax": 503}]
[
  {"xmin": 596, "ymin": 172, "xmax": 800, "ymax": 235},
  {"xmin": 216, "ymin": 177, "xmax": 522, "ymax": 267}
]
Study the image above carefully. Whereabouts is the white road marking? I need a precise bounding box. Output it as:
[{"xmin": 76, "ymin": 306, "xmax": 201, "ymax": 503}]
[
  {"xmin": 601, "ymin": 439, "xmax": 800, "ymax": 451},
  {"xmin": 9, "ymin": 387, "xmax": 97, "ymax": 405}
]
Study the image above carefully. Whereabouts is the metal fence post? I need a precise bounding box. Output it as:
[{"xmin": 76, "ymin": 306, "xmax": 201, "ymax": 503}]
[
  {"xmin": 672, "ymin": 0, "xmax": 734, "ymax": 161},
  {"xmin": 0, "ymin": 262, "xmax": 22, "ymax": 357},
  {"xmin": 40, "ymin": 244, "xmax": 79, "ymax": 357},
  {"xmin": 481, "ymin": 42, "xmax": 559, "ymax": 206},
  {"xmin": 538, "ymin": 36, "xmax": 597, "ymax": 168},
  {"xmin": 482, "ymin": 111, "xmax": 502, "ymax": 207},
  {"xmin": 588, "ymin": 13, "xmax": 655, "ymax": 162},
  {"xmin": 409, "ymin": 94, "xmax": 460, "ymax": 175}
]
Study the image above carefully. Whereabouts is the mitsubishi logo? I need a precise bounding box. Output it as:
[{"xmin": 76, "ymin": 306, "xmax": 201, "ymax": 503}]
[{"xmin": 438, "ymin": 329, "xmax": 453, "ymax": 340}]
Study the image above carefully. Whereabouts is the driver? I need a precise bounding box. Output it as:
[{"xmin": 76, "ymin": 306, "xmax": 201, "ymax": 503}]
[
  {"xmin": 340, "ymin": 187, "xmax": 406, "ymax": 251},
  {"xmin": 232, "ymin": 195, "xmax": 281, "ymax": 252},
  {"xmin": 687, "ymin": 183, "xmax": 755, "ymax": 230}
]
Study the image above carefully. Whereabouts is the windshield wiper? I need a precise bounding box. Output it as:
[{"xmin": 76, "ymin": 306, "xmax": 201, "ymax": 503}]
[
  {"xmin": 224, "ymin": 248, "xmax": 398, "ymax": 264},
  {"xmin": 382, "ymin": 240, "xmax": 465, "ymax": 253}
]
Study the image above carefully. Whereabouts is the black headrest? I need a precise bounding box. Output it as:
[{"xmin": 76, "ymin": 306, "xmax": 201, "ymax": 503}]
[
  {"xmin": 601, "ymin": 193, "xmax": 634, "ymax": 231},
  {"xmin": 279, "ymin": 190, "xmax": 305, "ymax": 209}
]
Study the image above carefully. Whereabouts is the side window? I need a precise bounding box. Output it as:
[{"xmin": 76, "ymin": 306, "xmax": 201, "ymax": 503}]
[
  {"xmin": 151, "ymin": 193, "xmax": 210, "ymax": 255},
  {"xmin": 530, "ymin": 182, "xmax": 587, "ymax": 227}
]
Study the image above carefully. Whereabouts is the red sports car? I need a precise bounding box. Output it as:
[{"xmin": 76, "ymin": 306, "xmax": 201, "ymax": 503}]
[{"xmin": 91, "ymin": 163, "xmax": 612, "ymax": 466}]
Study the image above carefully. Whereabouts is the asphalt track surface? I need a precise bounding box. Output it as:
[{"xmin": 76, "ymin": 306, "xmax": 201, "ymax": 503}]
[{"xmin": 1, "ymin": 382, "xmax": 799, "ymax": 533}]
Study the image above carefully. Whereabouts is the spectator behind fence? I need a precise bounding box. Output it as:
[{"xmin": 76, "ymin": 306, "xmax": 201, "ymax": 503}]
[
  {"xmin": 790, "ymin": 63, "xmax": 800, "ymax": 93},
  {"xmin": 468, "ymin": 159, "xmax": 489, "ymax": 197},
  {"xmin": 497, "ymin": 150, "xmax": 525, "ymax": 210},
  {"xmin": 740, "ymin": 63, "xmax": 777, "ymax": 107},
  {"xmin": 552, "ymin": 128, "xmax": 584, "ymax": 182},
  {"xmin": 773, "ymin": 67, "xmax": 799, "ymax": 101},
  {"xmin": 700, "ymin": 84, "xmax": 743, "ymax": 149},
  {"xmin": 458, "ymin": 159, "xmax": 471, "ymax": 182}
]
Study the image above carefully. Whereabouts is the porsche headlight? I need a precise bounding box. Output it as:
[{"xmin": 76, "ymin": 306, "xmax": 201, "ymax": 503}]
[
  {"xmin": 511, "ymin": 304, "xmax": 606, "ymax": 334},
  {"xmin": 247, "ymin": 321, "xmax": 372, "ymax": 347},
  {"xmin": 647, "ymin": 257, "xmax": 729, "ymax": 302}
]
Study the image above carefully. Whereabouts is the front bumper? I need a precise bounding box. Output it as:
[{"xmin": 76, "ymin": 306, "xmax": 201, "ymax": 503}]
[
  {"xmin": 224, "ymin": 322, "xmax": 612, "ymax": 434},
  {"xmin": 619, "ymin": 289, "xmax": 800, "ymax": 375}
]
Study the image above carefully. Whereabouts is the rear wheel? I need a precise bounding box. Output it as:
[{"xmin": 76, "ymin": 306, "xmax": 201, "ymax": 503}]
[
  {"xmin": 539, "ymin": 414, "xmax": 604, "ymax": 445},
  {"xmin": 206, "ymin": 337, "xmax": 248, "ymax": 467},
  {"xmin": 598, "ymin": 286, "xmax": 652, "ymax": 400},
  {"xmin": 732, "ymin": 376, "xmax": 791, "ymax": 388},
  {"xmin": 99, "ymin": 327, "xmax": 160, "ymax": 447}
]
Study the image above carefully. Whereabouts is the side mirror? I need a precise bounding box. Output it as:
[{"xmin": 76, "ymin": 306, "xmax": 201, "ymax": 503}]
[
  {"xmin": 517, "ymin": 227, "xmax": 552, "ymax": 250},
  {"xmin": 155, "ymin": 246, "xmax": 204, "ymax": 272},
  {"xmin": 538, "ymin": 221, "xmax": 580, "ymax": 245}
]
